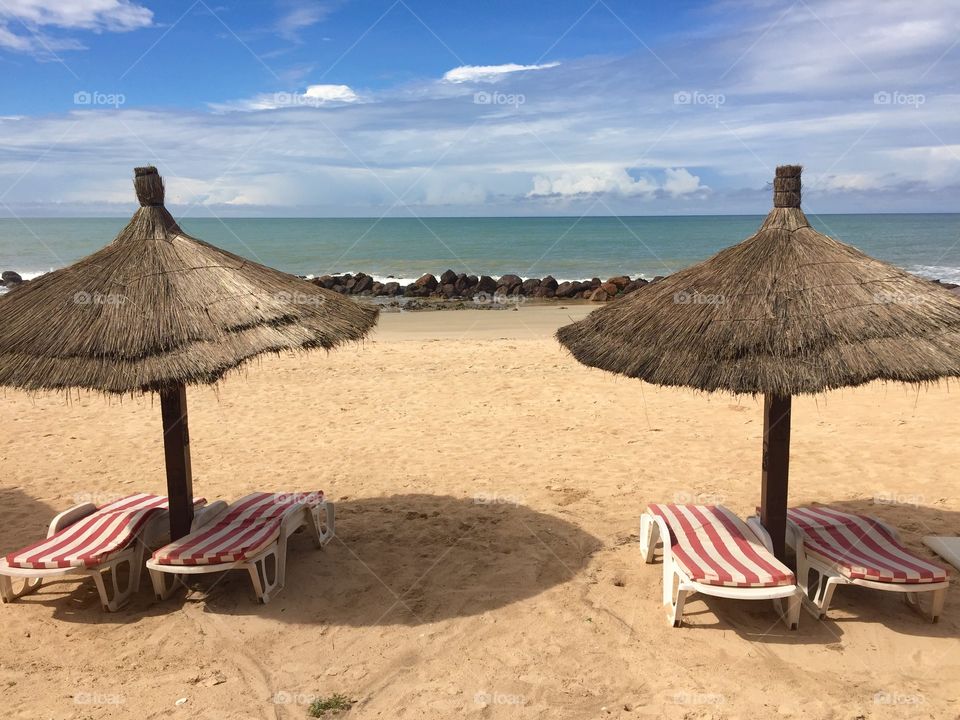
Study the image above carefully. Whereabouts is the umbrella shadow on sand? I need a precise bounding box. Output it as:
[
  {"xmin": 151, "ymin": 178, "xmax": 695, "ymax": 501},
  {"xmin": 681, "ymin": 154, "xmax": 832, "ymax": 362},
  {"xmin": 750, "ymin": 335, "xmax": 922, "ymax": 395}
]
[
  {"xmin": 34, "ymin": 494, "xmax": 601, "ymax": 625},
  {"xmin": 199, "ymin": 493, "xmax": 603, "ymax": 626},
  {"xmin": 676, "ymin": 499, "xmax": 959, "ymax": 643},
  {"xmin": 0, "ymin": 488, "xmax": 57, "ymax": 555}
]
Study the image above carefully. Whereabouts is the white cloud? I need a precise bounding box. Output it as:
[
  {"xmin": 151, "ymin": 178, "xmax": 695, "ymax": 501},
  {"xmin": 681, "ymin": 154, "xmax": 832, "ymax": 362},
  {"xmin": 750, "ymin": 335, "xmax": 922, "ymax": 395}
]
[
  {"xmin": 213, "ymin": 84, "xmax": 360, "ymax": 111},
  {"xmin": 0, "ymin": 0, "xmax": 151, "ymax": 52},
  {"xmin": 443, "ymin": 62, "xmax": 560, "ymax": 83},
  {"xmin": 276, "ymin": 0, "xmax": 335, "ymax": 40},
  {"xmin": 529, "ymin": 168, "xmax": 659, "ymax": 198},
  {"xmin": 663, "ymin": 168, "xmax": 707, "ymax": 196}
]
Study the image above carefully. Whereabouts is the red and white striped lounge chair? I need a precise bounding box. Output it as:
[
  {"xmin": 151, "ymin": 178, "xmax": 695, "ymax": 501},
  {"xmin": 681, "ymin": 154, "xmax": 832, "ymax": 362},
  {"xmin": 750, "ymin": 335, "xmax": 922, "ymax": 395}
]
[
  {"xmin": 0, "ymin": 493, "xmax": 207, "ymax": 612},
  {"xmin": 785, "ymin": 506, "xmax": 950, "ymax": 622},
  {"xmin": 146, "ymin": 491, "xmax": 334, "ymax": 604},
  {"xmin": 640, "ymin": 503, "xmax": 802, "ymax": 629}
]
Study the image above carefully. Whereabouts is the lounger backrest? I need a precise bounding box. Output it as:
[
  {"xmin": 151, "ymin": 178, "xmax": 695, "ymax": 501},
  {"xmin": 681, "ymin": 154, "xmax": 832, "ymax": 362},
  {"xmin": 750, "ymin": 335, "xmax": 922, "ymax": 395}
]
[
  {"xmin": 649, "ymin": 503, "xmax": 795, "ymax": 588},
  {"xmin": 6, "ymin": 494, "xmax": 191, "ymax": 570},
  {"xmin": 152, "ymin": 491, "xmax": 323, "ymax": 566},
  {"xmin": 788, "ymin": 506, "xmax": 948, "ymax": 584}
]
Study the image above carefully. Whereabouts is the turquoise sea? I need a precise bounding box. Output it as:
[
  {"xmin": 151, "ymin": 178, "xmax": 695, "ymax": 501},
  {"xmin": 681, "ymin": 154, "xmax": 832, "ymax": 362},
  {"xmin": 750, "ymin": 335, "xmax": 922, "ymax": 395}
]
[{"xmin": 2, "ymin": 214, "xmax": 959, "ymax": 286}]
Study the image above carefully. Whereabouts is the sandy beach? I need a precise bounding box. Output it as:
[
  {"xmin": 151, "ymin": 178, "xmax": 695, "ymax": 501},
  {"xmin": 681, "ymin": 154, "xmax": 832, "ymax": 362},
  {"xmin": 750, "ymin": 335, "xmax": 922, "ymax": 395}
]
[{"xmin": 1, "ymin": 304, "xmax": 958, "ymax": 719}]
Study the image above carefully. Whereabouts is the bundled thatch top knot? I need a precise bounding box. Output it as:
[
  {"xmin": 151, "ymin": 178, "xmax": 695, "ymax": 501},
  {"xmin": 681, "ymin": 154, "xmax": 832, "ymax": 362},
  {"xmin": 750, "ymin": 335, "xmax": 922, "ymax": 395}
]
[
  {"xmin": 134, "ymin": 165, "xmax": 165, "ymax": 207},
  {"xmin": 773, "ymin": 165, "xmax": 802, "ymax": 208}
]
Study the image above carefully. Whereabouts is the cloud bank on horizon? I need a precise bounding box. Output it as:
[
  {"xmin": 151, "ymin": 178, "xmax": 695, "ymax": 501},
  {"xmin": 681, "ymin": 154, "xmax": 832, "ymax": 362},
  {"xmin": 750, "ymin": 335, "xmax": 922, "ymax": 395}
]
[{"xmin": 0, "ymin": 0, "xmax": 958, "ymax": 216}]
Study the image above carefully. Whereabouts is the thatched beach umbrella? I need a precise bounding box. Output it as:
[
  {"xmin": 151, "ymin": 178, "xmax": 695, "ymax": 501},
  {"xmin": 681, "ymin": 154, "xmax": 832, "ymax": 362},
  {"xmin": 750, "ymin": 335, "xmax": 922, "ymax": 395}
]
[
  {"xmin": 557, "ymin": 165, "xmax": 960, "ymax": 559},
  {"xmin": 0, "ymin": 167, "xmax": 378, "ymax": 538}
]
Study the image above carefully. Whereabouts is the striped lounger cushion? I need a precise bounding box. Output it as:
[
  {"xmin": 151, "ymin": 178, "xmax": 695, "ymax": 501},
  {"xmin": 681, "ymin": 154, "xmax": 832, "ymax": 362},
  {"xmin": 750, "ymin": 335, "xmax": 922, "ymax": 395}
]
[
  {"xmin": 152, "ymin": 491, "xmax": 324, "ymax": 566},
  {"xmin": 789, "ymin": 506, "xmax": 948, "ymax": 584},
  {"xmin": 6, "ymin": 493, "xmax": 187, "ymax": 570},
  {"xmin": 649, "ymin": 504, "xmax": 795, "ymax": 589}
]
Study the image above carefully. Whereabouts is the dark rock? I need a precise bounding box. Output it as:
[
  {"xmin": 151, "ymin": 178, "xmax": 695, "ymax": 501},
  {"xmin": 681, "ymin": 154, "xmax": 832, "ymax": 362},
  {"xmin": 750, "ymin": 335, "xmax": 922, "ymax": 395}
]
[
  {"xmin": 623, "ymin": 278, "xmax": 649, "ymax": 295},
  {"xmin": 590, "ymin": 288, "xmax": 610, "ymax": 301},
  {"xmin": 600, "ymin": 282, "xmax": 619, "ymax": 297},
  {"xmin": 316, "ymin": 275, "xmax": 337, "ymax": 289},
  {"xmin": 345, "ymin": 277, "xmax": 357, "ymax": 290},
  {"xmin": 590, "ymin": 277, "xmax": 602, "ymax": 288},
  {"xmin": 652, "ymin": 275, "xmax": 665, "ymax": 283},
  {"xmin": 353, "ymin": 275, "xmax": 373, "ymax": 294},
  {"xmin": 414, "ymin": 273, "xmax": 438, "ymax": 291},
  {"xmin": 382, "ymin": 281, "xmax": 401, "ymax": 296},
  {"xmin": 540, "ymin": 275, "xmax": 558, "ymax": 292},
  {"xmin": 441, "ymin": 283, "xmax": 457, "ymax": 298},
  {"xmin": 520, "ymin": 278, "xmax": 541, "ymax": 295},
  {"xmin": 532, "ymin": 285, "xmax": 555, "ymax": 298},
  {"xmin": 555, "ymin": 281, "xmax": 576, "ymax": 298},
  {"xmin": 497, "ymin": 274, "xmax": 522, "ymax": 292},
  {"xmin": 439, "ymin": 269, "xmax": 458, "ymax": 285},
  {"xmin": 331, "ymin": 284, "xmax": 346, "ymax": 294},
  {"xmin": 607, "ymin": 276, "xmax": 630, "ymax": 289},
  {"xmin": 477, "ymin": 275, "xmax": 497, "ymax": 293}
]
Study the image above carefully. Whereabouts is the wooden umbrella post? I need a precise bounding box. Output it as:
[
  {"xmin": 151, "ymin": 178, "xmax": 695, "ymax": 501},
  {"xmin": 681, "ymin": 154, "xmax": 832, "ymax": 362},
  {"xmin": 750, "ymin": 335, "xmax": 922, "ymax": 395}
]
[
  {"xmin": 761, "ymin": 393, "xmax": 792, "ymax": 560},
  {"xmin": 160, "ymin": 383, "xmax": 194, "ymax": 540}
]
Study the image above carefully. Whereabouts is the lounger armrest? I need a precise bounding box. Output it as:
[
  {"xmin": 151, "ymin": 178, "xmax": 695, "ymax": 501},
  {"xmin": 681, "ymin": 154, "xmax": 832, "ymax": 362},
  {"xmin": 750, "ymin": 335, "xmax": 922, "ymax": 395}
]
[
  {"xmin": 868, "ymin": 514, "xmax": 902, "ymax": 541},
  {"xmin": 745, "ymin": 517, "xmax": 776, "ymax": 554},
  {"xmin": 47, "ymin": 503, "xmax": 97, "ymax": 537}
]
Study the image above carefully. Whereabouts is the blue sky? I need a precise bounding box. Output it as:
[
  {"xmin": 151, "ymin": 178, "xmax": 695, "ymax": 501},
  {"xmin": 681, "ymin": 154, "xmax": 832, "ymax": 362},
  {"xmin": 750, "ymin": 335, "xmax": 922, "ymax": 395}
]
[{"xmin": 0, "ymin": 0, "xmax": 958, "ymax": 216}]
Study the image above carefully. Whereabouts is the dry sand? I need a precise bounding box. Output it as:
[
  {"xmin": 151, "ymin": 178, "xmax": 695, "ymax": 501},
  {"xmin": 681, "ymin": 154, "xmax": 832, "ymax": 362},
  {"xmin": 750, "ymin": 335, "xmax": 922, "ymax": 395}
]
[{"xmin": 0, "ymin": 305, "xmax": 958, "ymax": 719}]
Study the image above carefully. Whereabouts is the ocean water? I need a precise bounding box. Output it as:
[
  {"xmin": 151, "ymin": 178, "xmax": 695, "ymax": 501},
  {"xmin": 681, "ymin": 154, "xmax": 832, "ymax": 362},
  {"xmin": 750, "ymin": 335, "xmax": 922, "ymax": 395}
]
[{"xmin": 2, "ymin": 214, "xmax": 959, "ymax": 288}]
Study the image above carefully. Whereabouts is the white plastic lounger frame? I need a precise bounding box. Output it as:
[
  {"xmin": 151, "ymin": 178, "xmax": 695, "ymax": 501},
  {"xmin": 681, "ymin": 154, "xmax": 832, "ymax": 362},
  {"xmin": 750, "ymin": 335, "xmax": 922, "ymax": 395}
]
[
  {"xmin": 147, "ymin": 499, "xmax": 335, "ymax": 604},
  {"xmin": 0, "ymin": 500, "xmax": 215, "ymax": 612},
  {"xmin": 641, "ymin": 509, "xmax": 801, "ymax": 629},
  {"xmin": 781, "ymin": 515, "xmax": 949, "ymax": 623}
]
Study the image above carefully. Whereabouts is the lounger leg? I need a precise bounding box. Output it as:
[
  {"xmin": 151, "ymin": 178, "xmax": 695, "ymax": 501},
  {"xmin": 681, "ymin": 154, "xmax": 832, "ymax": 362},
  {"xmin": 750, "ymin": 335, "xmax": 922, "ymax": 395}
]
[
  {"xmin": 92, "ymin": 551, "xmax": 142, "ymax": 612},
  {"xmin": 905, "ymin": 588, "xmax": 947, "ymax": 623},
  {"xmin": 669, "ymin": 583, "xmax": 689, "ymax": 628},
  {"xmin": 248, "ymin": 547, "xmax": 281, "ymax": 604},
  {"xmin": 930, "ymin": 588, "xmax": 946, "ymax": 623},
  {"xmin": 0, "ymin": 575, "xmax": 43, "ymax": 603},
  {"xmin": 149, "ymin": 569, "xmax": 182, "ymax": 600},
  {"xmin": 307, "ymin": 503, "xmax": 336, "ymax": 548},
  {"xmin": 640, "ymin": 513, "xmax": 660, "ymax": 563},
  {"xmin": 775, "ymin": 590, "xmax": 801, "ymax": 631}
]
